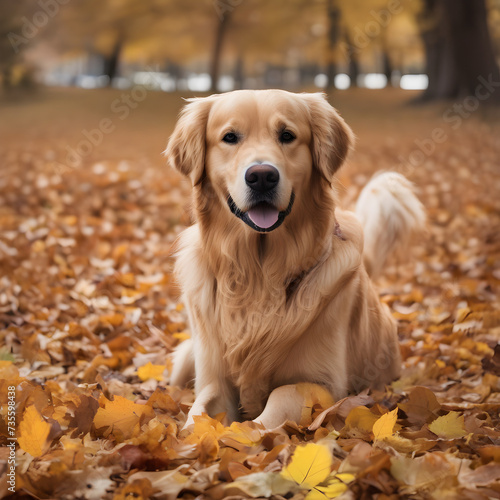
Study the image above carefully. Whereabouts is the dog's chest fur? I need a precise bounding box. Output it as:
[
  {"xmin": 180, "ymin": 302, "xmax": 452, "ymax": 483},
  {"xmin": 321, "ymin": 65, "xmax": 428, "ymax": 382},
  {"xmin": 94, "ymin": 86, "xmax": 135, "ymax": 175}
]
[{"xmin": 176, "ymin": 219, "xmax": 363, "ymax": 417}]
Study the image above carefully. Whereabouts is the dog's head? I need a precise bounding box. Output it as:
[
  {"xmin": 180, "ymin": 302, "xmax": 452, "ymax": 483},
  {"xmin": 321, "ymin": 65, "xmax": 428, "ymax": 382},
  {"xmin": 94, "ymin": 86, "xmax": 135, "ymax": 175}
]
[{"xmin": 165, "ymin": 90, "xmax": 353, "ymax": 233}]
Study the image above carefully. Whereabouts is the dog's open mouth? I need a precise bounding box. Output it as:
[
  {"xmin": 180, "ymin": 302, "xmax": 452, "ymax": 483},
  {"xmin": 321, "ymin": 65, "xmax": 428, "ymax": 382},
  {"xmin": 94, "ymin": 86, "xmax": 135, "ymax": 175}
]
[{"xmin": 227, "ymin": 193, "xmax": 295, "ymax": 233}]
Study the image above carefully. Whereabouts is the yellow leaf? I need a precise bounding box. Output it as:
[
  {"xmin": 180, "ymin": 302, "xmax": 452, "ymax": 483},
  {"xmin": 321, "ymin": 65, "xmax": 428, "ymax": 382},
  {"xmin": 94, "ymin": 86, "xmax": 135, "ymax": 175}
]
[
  {"xmin": 281, "ymin": 443, "xmax": 332, "ymax": 488},
  {"xmin": 93, "ymin": 395, "xmax": 155, "ymax": 439},
  {"xmin": 0, "ymin": 361, "xmax": 19, "ymax": 382},
  {"xmin": 455, "ymin": 307, "xmax": 471, "ymax": 324},
  {"xmin": 345, "ymin": 406, "xmax": 379, "ymax": 434},
  {"xmin": 184, "ymin": 413, "xmax": 226, "ymax": 445},
  {"xmin": 18, "ymin": 405, "xmax": 51, "ymax": 457},
  {"xmin": 381, "ymin": 434, "xmax": 434, "ymax": 453},
  {"xmin": 306, "ymin": 473, "xmax": 355, "ymax": 500},
  {"xmin": 172, "ymin": 331, "xmax": 190, "ymax": 342},
  {"xmin": 137, "ymin": 362, "xmax": 166, "ymax": 382},
  {"xmin": 307, "ymin": 482, "xmax": 347, "ymax": 500},
  {"xmin": 296, "ymin": 383, "xmax": 335, "ymax": 426},
  {"xmin": 199, "ymin": 432, "xmax": 219, "ymax": 463},
  {"xmin": 391, "ymin": 310, "xmax": 419, "ymax": 321},
  {"xmin": 335, "ymin": 473, "xmax": 355, "ymax": 483},
  {"xmin": 428, "ymin": 411, "xmax": 467, "ymax": 439},
  {"xmin": 373, "ymin": 408, "xmax": 398, "ymax": 441},
  {"xmin": 224, "ymin": 421, "xmax": 262, "ymax": 446}
]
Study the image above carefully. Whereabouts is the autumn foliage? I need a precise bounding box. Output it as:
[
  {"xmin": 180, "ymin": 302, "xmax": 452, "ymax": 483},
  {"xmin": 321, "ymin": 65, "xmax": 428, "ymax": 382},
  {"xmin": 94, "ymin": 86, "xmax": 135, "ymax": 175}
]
[{"xmin": 1, "ymin": 91, "xmax": 500, "ymax": 499}]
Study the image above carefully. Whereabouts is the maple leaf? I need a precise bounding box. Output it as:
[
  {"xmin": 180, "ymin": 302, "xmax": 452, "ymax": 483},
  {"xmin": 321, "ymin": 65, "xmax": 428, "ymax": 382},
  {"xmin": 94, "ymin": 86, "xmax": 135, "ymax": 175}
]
[
  {"xmin": 93, "ymin": 395, "xmax": 155, "ymax": 440},
  {"xmin": 146, "ymin": 387, "xmax": 179, "ymax": 414},
  {"xmin": 185, "ymin": 413, "xmax": 226, "ymax": 443},
  {"xmin": 18, "ymin": 405, "xmax": 51, "ymax": 457}
]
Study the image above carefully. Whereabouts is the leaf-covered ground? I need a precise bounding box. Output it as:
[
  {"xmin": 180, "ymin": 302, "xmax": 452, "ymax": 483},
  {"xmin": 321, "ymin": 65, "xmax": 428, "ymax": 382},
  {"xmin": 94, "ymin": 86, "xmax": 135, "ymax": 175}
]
[{"xmin": 1, "ymin": 89, "xmax": 500, "ymax": 499}]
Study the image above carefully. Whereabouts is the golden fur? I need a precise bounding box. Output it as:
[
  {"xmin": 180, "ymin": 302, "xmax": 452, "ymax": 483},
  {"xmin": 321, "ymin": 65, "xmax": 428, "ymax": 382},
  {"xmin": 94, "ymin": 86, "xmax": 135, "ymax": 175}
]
[{"xmin": 165, "ymin": 90, "xmax": 424, "ymax": 427}]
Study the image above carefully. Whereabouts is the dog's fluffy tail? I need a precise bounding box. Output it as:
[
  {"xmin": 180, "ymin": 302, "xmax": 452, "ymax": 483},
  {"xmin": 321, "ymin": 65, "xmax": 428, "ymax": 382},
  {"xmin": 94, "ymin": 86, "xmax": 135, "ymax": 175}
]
[{"xmin": 355, "ymin": 172, "xmax": 425, "ymax": 280}]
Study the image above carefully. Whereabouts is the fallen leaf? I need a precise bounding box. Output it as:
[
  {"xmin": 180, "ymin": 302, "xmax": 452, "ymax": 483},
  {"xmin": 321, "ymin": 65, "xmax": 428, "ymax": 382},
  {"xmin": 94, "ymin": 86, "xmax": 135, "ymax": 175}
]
[
  {"xmin": 137, "ymin": 362, "xmax": 166, "ymax": 381},
  {"xmin": 373, "ymin": 408, "xmax": 398, "ymax": 441},
  {"xmin": 398, "ymin": 387, "xmax": 441, "ymax": 425},
  {"xmin": 428, "ymin": 411, "xmax": 467, "ymax": 439},
  {"xmin": 307, "ymin": 472, "xmax": 355, "ymax": 500},
  {"xmin": 227, "ymin": 471, "xmax": 297, "ymax": 497},
  {"xmin": 18, "ymin": 405, "xmax": 51, "ymax": 457},
  {"xmin": 93, "ymin": 395, "xmax": 155, "ymax": 439},
  {"xmin": 281, "ymin": 443, "xmax": 332, "ymax": 488},
  {"xmin": 343, "ymin": 406, "xmax": 379, "ymax": 438}
]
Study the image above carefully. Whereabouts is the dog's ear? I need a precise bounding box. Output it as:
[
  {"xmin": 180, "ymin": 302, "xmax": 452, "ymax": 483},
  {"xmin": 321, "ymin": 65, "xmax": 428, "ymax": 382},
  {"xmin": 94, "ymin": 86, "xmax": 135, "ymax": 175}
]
[
  {"xmin": 303, "ymin": 93, "xmax": 355, "ymax": 183},
  {"xmin": 164, "ymin": 97, "xmax": 213, "ymax": 185}
]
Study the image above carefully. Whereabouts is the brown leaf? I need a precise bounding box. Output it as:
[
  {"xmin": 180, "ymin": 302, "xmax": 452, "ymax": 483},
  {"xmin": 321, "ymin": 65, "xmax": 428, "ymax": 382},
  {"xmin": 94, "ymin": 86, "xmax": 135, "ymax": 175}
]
[
  {"xmin": 71, "ymin": 395, "xmax": 100, "ymax": 435},
  {"xmin": 398, "ymin": 387, "xmax": 441, "ymax": 425},
  {"xmin": 482, "ymin": 344, "xmax": 500, "ymax": 376}
]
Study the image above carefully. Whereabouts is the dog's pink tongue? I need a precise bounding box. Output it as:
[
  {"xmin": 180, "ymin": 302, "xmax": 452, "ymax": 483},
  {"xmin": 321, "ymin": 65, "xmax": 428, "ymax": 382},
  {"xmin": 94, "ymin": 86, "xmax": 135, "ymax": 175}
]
[{"xmin": 248, "ymin": 204, "xmax": 279, "ymax": 229}]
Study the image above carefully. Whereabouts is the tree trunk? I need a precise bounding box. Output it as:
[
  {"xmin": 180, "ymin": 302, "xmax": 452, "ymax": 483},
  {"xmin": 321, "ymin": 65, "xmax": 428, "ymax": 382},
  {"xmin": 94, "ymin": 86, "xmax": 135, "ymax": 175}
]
[
  {"xmin": 382, "ymin": 51, "xmax": 392, "ymax": 87},
  {"xmin": 210, "ymin": 12, "xmax": 231, "ymax": 92},
  {"xmin": 419, "ymin": 0, "xmax": 500, "ymax": 102},
  {"xmin": 233, "ymin": 55, "xmax": 244, "ymax": 90},
  {"xmin": 443, "ymin": 0, "xmax": 500, "ymax": 97},
  {"xmin": 326, "ymin": 0, "xmax": 341, "ymax": 94},
  {"xmin": 344, "ymin": 30, "xmax": 359, "ymax": 88},
  {"xmin": 380, "ymin": 33, "xmax": 393, "ymax": 87},
  {"xmin": 103, "ymin": 37, "xmax": 123, "ymax": 86}
]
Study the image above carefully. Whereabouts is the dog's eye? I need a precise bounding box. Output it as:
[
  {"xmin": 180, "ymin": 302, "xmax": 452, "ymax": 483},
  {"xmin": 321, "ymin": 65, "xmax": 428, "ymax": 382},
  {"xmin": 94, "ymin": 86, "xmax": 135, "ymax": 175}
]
[
  {"xmin": 279, "ymin": 131, "xmax": 295, "ymax": 144},
  {"xmin": 222, "ymin": 132, "xmax": 239, "ymax": 144}
]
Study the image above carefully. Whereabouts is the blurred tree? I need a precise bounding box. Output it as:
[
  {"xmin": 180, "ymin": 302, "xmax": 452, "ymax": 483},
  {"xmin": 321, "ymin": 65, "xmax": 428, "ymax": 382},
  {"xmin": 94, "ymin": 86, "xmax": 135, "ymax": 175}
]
[
  {"xmin": 343, "ymin": 29, "xmax": 360, "ymax": 87},
  {"xmin": 337, "ymin": 0, "xmax": 412, "ymax": 86},
  {"xmin": 209, "ymin": 0, "xmax": 323, "ymax": 90},
  {"xmin": 50, "ymin": 0, "xmax": 192, "ymax": 85},
  {"xmin": 0, "ymin": 1, "xmax": 37, "ymax": 89},
  {"xmin": 419, "ymin": 0, "xmax": 500, "ymax": 101},
  {"xmin": 210, "ymin": 4, "xmax": 232, "ymax": 91},
  {"xmin": 326, "ymin": 0, "xmax": 341, "ymax": 91}
]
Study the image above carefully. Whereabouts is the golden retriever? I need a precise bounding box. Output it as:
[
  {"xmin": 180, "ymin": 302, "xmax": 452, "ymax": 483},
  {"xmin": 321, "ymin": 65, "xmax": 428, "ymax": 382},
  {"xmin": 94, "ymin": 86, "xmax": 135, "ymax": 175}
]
[{"xmin": 165, "ymin": 90, "xmax": 424, "ymax": 428}]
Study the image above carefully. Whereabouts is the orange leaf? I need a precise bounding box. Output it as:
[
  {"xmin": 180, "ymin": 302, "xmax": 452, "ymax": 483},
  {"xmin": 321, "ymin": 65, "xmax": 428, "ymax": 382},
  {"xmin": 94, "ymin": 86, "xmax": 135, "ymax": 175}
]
[
  {"xmin": 94, "ymin": 395, "xmax": 155, "ymax": 439},
  {"xmin": 344, "ymin": 406, "xmax": 379, "ymax": 438},
  {"xmin": 18, "ymin": 405, "xmax": 51, "ymax": 457},
  {"xmin": 137, "ymin": 362, "xmax": 166, "ymax": 381}
]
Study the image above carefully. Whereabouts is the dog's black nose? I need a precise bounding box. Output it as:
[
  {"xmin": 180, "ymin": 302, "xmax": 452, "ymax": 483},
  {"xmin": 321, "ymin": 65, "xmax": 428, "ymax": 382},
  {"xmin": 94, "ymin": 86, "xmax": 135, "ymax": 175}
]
[{"xmin": 245, "ymin": 165, "xmax": 280, "ymax": 192}]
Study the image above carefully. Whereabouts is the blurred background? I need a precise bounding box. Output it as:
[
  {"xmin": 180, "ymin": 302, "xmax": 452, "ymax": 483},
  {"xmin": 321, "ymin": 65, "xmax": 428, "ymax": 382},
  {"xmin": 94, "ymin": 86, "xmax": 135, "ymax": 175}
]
[{"xmin": 2, "ymin": 0, "xmax": 500, "ymax": 97}]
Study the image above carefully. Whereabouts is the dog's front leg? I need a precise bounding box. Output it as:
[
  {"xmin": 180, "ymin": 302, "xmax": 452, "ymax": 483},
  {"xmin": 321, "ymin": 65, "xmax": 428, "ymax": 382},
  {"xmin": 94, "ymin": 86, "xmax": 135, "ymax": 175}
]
[
  {"xmin": 170, "ymin": 338, "xmax": 195, "ymax": 388},
  {"xmin": 183, "ymin": 345, "xmax": 238, "ymax": 428}
]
